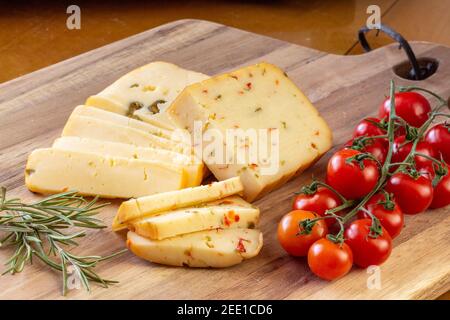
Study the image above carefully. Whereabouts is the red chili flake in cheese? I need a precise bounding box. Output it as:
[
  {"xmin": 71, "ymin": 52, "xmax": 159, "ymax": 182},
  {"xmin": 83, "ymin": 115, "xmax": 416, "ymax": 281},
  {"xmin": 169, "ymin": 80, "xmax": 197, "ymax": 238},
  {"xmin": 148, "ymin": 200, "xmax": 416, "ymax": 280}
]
[
  {"xmin": 246, "ymin": 82, "xmax": 252, "ymax": 90},
  {"xmin": 223, "ymin": 215, "xmax": 231, "ymax": 226},
  {"xmin": 236, "ymin": 238, "xmax": 249, "ymax": 253},
  {"xmin": 234, "ymin": 214, "xmax": 240, "ymax": 222}
]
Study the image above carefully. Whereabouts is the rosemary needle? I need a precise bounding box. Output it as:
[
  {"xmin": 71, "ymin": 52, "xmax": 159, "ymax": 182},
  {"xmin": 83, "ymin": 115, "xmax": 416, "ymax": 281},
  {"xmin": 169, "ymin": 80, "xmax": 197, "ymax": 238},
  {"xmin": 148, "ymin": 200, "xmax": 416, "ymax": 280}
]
[{"xmin": 0, "ymin": 187, "xmax": 126, "ymax": 295}]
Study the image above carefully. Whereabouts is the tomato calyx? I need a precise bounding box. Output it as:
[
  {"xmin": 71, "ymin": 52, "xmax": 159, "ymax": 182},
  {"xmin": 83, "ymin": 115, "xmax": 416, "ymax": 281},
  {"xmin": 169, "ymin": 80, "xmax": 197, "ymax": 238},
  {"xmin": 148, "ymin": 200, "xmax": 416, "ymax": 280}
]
[
  {"xmin": 297, "ymin": 218, "xmax": 314, "ymax": 236},
  {"xmin": 296, "ymin": 180, "xmax": 348, "ymax": 203},
  {"xmin": 347, "ymin": 135, "xmax": 387, "ymax": 152},
  {"xmin": 326, "ymin": 230, "xmax": 345, "ymax": 245},
  {"xmin": 365, "ymin": 117, "xmax": 388, "ymax": 131},
  {"xmin": 345, "ymin": 152, "xmax": 380, "ymax": 169},
  {"xmin": 429, "ymin": 159, "xmax": 449, "ymax": 187},
  {"xmin": 359, "ymin": 208, "xmax": 384, "ymax": 238},
  {"xmin": 376, "ymin": 191, "xmax": 396, "ymax": 211}
]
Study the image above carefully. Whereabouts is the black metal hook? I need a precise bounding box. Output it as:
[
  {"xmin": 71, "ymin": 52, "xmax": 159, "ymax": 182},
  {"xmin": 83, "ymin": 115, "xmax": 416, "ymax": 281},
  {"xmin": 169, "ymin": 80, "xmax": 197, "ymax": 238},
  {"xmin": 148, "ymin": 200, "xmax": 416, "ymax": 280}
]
[{"xmin": 358, "ymin": 24, "xmax": 433, "ymax": 80}]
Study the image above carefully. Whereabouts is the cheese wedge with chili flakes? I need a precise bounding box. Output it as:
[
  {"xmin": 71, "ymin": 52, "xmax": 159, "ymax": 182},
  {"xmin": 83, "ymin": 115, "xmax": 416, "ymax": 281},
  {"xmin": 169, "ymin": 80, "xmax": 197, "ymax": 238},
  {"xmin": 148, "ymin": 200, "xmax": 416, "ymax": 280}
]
[
  {"xmin": 85, "ymin": 61, "xmax": 209, "ymax": 130},
  {"xmin": 167, "ymin": 62, "xmax": 332, "ymax": 202},
  {"xmin": 62, "ymin": 115, "xmax": 191, "ymax": 155},
  {"xmin": 25, "ymin": 148, "xmax": 188, "ymax": 198},
  {"xmin": 52, "ymin": 137, "xmax": 203, "ymax": 188},
  {"xmin": 71, "ymin": 105, "xmax": 174, "ymax": 139},
  {"xmin": 129, "ymin": 202, "xmax": 260, "ymax": 240},
  {"xmin": 126, "ymin": 228, "xmax": 263, "ymax": 268},
  {"xmin": 113, "ymin": 177, "xmax": 244, "ymax": 229}
]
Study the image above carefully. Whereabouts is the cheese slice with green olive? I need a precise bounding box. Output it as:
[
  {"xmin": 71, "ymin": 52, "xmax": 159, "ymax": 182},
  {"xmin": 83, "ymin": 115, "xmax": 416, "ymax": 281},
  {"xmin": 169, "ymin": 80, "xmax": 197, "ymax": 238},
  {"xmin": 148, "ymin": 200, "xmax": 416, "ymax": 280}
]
[
  {"xmin": 130, "ymin": 201, "xmax": 259, "ymax": 240},
  {"xmin": 168, "ymin": 62, "xmax": 332, "ymax": 201},
  {"xmin": 126, "ymin": 228, "xmax": 263, "ymax": 268},
  {"xmin": 52, "ymin": 137, "xmax": 203, "ymax": 187},
  {"xmin": 62, "ymin": 115, "xmax": 191, "ymax": 154},
  {"xmin": 114, "ymin": 177, "xmax": 244, "ymax": 228},
  {"xmin": 85, "ymin": 61, "xmax": 209, "ymax": 130},
  {"xmin": 25, "ymin": 148, "xmax": 188, "ymax": 198},
  {"xmin": 71, "ymin": 105, "xmax": 174, "ymax": 139}
]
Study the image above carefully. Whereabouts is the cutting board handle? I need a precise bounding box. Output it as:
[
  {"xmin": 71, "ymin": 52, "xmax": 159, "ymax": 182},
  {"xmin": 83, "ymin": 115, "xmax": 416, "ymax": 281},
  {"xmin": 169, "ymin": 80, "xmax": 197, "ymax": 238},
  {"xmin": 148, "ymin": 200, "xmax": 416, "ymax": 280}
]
[{"xmin": 358, "ymin": 24, "xmax": 438, "ymax": 81}]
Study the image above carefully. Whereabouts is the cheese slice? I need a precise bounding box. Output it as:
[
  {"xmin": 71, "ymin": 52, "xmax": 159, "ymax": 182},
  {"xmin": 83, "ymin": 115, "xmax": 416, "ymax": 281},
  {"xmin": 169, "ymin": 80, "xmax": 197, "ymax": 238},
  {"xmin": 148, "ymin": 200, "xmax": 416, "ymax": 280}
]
[
  {"xmin": 85, "ymin": 61, "xmax": 209, "ymax": 130},
  {"xmin": 52, "ymin": 137, "xmax": 203, "ymax": 187},
  {"xmin": 115, "ymin": 177, "xmax": 244, "ymax": 227},
  {"xmin": 25, "ymin": 148, "xmax": 187, "ymax": 198},
  {"xmin": 62, "ymin": 115, "xmax": 191, "ymax": 154},
  {"xmin": 168, "ymin": 62, "xmax": 332, "ymax": 201},
  {"xmin": 127, "ymin": 228, "xmax": 263, "ymax": 268},
  {"xmin": 130, "ymin": 202, "xmax": 260, "ymax": 240},
  {"xmin": 71, "ymin": 105, "xmax": 173, "ymax": 139}
]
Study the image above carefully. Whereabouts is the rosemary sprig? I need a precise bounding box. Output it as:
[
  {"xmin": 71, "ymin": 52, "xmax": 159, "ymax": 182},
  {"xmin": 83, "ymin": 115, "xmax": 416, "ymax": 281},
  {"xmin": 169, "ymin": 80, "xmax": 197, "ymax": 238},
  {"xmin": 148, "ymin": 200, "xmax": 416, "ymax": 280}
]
[{"xmin": 0, "ymin": 187, "xmax": 126, "ymax": 295}]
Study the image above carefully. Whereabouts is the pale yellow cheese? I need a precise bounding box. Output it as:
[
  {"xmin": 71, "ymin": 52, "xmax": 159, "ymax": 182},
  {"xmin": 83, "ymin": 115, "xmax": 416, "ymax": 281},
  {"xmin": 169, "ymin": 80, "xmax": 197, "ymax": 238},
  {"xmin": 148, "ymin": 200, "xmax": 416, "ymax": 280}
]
[
  {"xmin": 85, "ymin": 61, "xmax": 209, "ymax": 130},
  {"xmin": 25, "ymin": 148, "xmax": 187, "ymax": 198},
  {"xmin": 168, "ymin": 62, "xmax": 332, "ymax": 201},
  {"xmin": 127, "ymin": 228, "xmax": 263, "ymax": 268},
  {"xmin": 62, "ymin": 115, "xmax": 191, "ymax": 154},
  {"xmin": 130, "ymin": 202, "xmax": 259, "ymax": 240},
  {"xmin": 114, "ymin": 177, "xmax": 244, "ymax": 227},
  {"xmin": 71, "ymin": 105, "xmax": 173, "ymax": 139},
  {"xmin": 52, "ymin": 137, "xmax": 203, "ymax": 187}
]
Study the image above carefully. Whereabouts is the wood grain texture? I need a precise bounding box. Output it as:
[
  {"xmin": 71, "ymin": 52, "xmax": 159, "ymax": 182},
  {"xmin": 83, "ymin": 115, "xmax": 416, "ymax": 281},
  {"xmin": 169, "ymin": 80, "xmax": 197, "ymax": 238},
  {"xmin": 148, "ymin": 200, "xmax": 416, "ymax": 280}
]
[{"xmin": 0, "ymin": 19, "xmax": 449, "ymax": 300}]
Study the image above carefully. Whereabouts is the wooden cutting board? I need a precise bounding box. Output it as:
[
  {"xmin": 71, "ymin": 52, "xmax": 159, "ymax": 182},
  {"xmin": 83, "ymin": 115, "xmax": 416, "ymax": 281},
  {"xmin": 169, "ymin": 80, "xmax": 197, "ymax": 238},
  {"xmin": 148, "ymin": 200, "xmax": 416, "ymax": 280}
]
[{"xmin": 0, "ymin": 19, "xmax": 449, "ymax": 300}]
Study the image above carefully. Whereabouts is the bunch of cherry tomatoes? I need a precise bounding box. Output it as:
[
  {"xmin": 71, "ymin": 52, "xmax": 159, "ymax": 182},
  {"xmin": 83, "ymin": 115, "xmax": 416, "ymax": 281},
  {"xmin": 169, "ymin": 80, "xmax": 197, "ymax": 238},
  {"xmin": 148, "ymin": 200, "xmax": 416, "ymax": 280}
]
[{"xmin": 278, "ymin": 81, "xmax": 450, "ymax": 281}]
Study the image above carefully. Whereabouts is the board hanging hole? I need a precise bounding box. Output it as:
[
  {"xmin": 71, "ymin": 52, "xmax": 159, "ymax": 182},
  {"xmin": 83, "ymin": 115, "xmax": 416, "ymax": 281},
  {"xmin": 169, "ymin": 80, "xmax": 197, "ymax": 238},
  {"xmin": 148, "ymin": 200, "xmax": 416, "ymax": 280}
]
[
  {"xmin": 393, "ymin": 57, "xmax": 439, "ymax": 81},
  {"xmin": 358, "ymin": 24, "xmax": 439, "ymax": 80}
]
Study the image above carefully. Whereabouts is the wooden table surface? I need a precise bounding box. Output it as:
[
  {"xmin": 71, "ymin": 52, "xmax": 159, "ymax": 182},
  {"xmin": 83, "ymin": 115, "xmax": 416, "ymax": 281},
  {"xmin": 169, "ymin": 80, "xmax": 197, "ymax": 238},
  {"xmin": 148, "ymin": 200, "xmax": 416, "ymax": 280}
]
[{"xmin": 1, "ymin": 0, "xmax": 449, "ymax": 300}]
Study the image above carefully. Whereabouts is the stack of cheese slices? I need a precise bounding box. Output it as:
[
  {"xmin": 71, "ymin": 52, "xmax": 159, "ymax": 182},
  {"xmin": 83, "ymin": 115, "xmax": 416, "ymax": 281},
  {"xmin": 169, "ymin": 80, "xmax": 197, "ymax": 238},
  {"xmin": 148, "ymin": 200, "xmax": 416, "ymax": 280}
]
[
  {"xmin": 115, "ymin": 177, "xmax": 263, "ymax": 268},
  {"xmin": 25, "ymin": 61, "xmax": 332, "ymax": 268},
  {"xmin": 25, "ymin": 62, "xmax": 208, "ymax": 198}
]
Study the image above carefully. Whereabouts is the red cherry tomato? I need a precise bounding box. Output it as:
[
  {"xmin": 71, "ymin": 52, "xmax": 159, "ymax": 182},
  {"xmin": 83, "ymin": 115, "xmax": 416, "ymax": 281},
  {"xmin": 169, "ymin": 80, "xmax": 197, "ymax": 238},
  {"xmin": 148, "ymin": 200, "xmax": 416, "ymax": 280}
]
[
  {"xmin": 358, "ymin": 192, "xmax": 404, "ymax": 239},
  {"xmin": 379, "ymin": 92, "xmax": 431, "ymax": 128},
  {"xmin": 277, "ymin": 210, "xmax": 328, "ymax": 257},
  {"xmin": 385, "ymin": 172, "xmax": 433, "ymax": 214},
  {"xmin": 345, "ymin": 138, "xmax": 387, "ymax": 164},
  {"xmin": 326, "ymin": 149, "xmax": 380, "ymax": 200},
  {"xmin": 391, "ymin": 136, "xmax": 437, "ymax": 170},
  {"xmin": 344, "ymin": 219, "xmax": 392, "ymax": 268},
  {"xmin": 353, "ymin": 117, "xmax": 386, "ymax": 139},
  {"xmin": 292, "ymin": 187, "xmax": 342, "ymax": 227},
  {"xmin": 430, "ymin": 165, "xmax": 450, "ymax": 209},
  {"xmin": 425, "ymin": 123, "xmax": 450, "ymax": 164},
  {"xmin": 307, "ymin": 238, "xmax": 353, "ymax": 281}
]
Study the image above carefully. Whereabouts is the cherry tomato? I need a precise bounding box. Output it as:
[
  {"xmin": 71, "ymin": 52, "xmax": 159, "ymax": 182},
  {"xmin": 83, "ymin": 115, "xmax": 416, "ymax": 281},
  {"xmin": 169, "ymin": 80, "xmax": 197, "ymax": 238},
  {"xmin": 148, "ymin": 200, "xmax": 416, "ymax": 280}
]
[
  {"xmin": 326, "ymin": 149, "xmax": 380, "ymax": 200},
  {"xmin": 353, "ymin": 117, "xmax": 386, "ymax": 139},
  {"xmin": 430, "ymin": 165, "xmax": 450, "ymax": 209},
  {"xmin": 425, "ymin": 123, "xmax": 450, "ymax": 164},
  {"xmin": 358, "ymin": 192, "xmax": 404, "ymax": 239},
  {"xmin": 391, "ymin": 136, "xmax": 437, "ymax": 171},
  {"xmin": 278, "ymin": 210, "xmax": 328, "ymax": 257},
  {"xmin": 345, "ymin": 138, "xmax": 387, "ymax": 164},
  {"xmin": 307, "ymin": 238, "xmax": 353, "ymax": 281},
  {"xmin": 344, "ymin": 219, "xmax": 392, "ymax": 268},
  {"xmin": 379, "ymin": 92, "xmax": 431, "ymax": 128},
  {"xmin": 385, "ymin": 172, "xmax": 433, "ymax": 214},
  {"xmin": 292, "ymin": 188, "xmax": 343, "ymax": 227}
]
